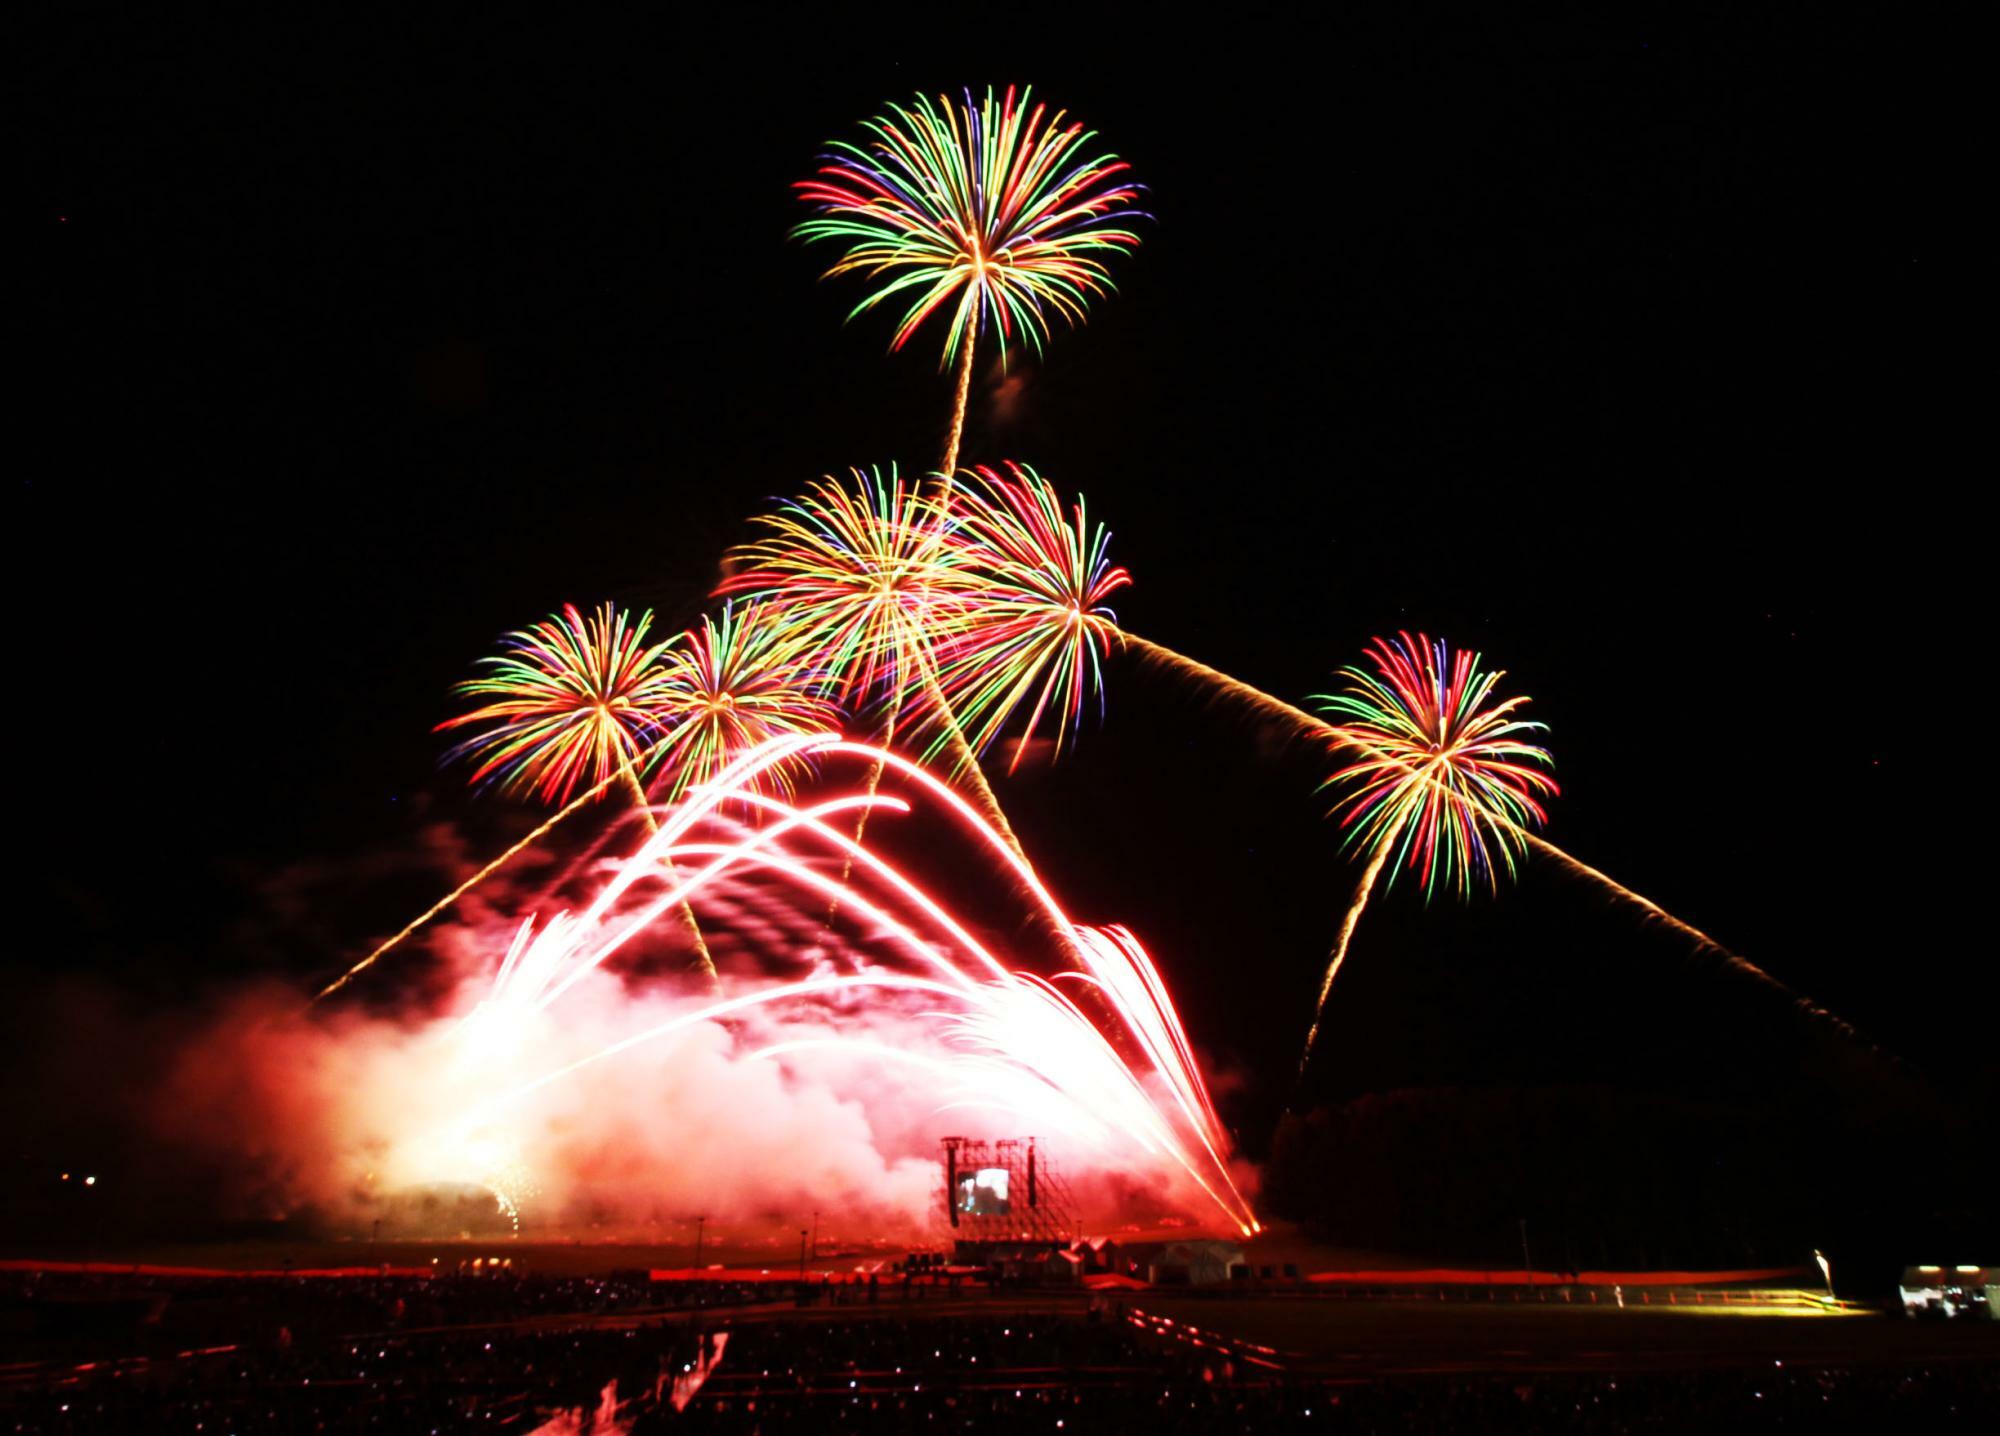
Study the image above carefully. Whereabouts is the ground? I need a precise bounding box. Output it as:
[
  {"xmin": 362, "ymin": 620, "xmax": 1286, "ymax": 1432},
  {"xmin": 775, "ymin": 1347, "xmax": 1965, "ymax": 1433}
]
[
  {"xmin": 1135, "ymin": 1294, "xmax": 2000, "ymax": 1376},
  {"xmin": 9, "ymin": 1234, "xmax": 1997, "ymax": 1380}
]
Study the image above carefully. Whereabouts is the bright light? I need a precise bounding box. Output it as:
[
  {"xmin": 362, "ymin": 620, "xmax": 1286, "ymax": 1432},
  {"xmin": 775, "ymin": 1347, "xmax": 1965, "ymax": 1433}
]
[
  {"xmin": 434, "ymin": 733, "xmax": 1259, "ymax": 1236},
  {"xmin": 83, "ymin": 1176, "xmax": 97, "ymax": 1186}
]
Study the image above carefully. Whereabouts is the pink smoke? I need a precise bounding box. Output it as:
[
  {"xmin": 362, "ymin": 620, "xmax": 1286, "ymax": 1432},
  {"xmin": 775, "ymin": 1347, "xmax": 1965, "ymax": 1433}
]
[{"xmin": 138, "ymin": 737, "xmax": 1257, "ymax": 1242}]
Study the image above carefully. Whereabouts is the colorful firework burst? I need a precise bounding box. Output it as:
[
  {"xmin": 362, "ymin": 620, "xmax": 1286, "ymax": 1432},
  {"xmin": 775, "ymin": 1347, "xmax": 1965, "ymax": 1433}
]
[
  {"xmin": 930, "ymin": 462, "xmax": 1130, "ymax": 769},
  {"xmin": 1313, "ymin": 633, "xmax": 1558, "ymax": 899},
  {"xmin": 794, "ymin": 84, "xmax": 1145, "ymax": 368},
  {"xmin": 642, "ymin": 599, "xmax": 839, "ymax": 802},
  {"xmin": 437, "ymin": 602, "xmax": 675, "ymax": 805},
  {"xmin": 718, "ymin": 465, "xmax": 970, "ymax": 717}
]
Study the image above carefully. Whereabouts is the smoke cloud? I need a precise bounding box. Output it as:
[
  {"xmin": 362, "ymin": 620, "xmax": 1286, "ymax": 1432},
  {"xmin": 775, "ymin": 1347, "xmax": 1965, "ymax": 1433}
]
[{"xmin": 13, "ymin": 753, "xmax": 1256, "ymax": 1245}]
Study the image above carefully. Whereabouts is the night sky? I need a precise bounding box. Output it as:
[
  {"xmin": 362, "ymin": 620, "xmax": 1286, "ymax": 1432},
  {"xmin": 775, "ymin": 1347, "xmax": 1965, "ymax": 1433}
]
[{"xmin": 15, "ymin": 20, "xmax": 1974, "ymax": 1174}]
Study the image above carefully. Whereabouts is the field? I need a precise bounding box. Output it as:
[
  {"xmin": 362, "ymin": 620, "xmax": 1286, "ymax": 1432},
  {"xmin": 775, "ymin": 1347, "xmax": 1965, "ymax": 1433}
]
[
  {"xmin": 1135, "ymin": 1294, "xmax": 2000, "ymax": 1376},
  {"xmin": 9, "ymin": 1233, "xmax": 1998, "ymax": 1382},
  {"xmin": 0, "ymin": 1222, "xmax": 1422, "ymax": 1281}
]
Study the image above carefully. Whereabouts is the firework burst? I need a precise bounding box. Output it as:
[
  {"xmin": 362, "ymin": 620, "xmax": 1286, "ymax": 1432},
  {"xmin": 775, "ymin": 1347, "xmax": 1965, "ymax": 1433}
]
[
  {"xmin": 718, "ymin": 465, "xmax": 968, "ymax": 721},
  {"xmin": 1315, "ymin": 632, "xmax": 1558, "ymax": 899},
  {"xmin": 436, "ymin": 601, "xmax": 730, "ymax": 986},
  {"xmin": 929, "ymin": 462, "xmax": 1130, "ymax": 770},
  {"xmin": 795, "ymin": 84, "xmax": 1145, "ymax": 371},
  {"xmin": 720, "ymin": 466, "xmax": 1063, "ymax": 928},
  {"xmin": 1103, "ymin": 633, "xmax": 1877, "ymax": 1065},
  {"xmin": 644, "ymin": 599, "xmax": 839, "ymax": 802},
  {"xmin": 1296, "ymin": 634, "xmax": 1555, "ymax": 1074},
  {"xmin": 437, "ymin": 602, "xmax": 676, "ymax": 806}
]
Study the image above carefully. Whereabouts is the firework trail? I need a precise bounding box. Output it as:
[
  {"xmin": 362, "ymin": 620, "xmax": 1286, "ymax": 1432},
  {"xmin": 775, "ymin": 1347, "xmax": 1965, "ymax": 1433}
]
[
  {"xmin": 437, "ymin": 733, "xmax": 1257, "ymax": 1235},
  {"xmin": 913, "ymin": 468, "xmax": 1839, "ymax": 1035},
  {"xmin": 1511, "ymin": 835, "xmax": 1879, "ymax": 1052},
  {"xmin": 1114, "ymin": 629, "xmax": 1877, "ymax": 1055},
  {"xmin": 320, "ymin": 612, "xmax": 736, "ymax": 1008},
  {"xmin": 315, "ymin": 766, "xmax": 622, "ymax": 1002},
  {"xmin": 795, "ymin": 85, "xmax": 1145, "ymax": 475},
  {"xmin": 722, "ymin": 465, "xmax": 1865, "ymax": 1057},
  {"xmin": 1296, "ymin": 634, "xmax": 1557, "ymax": 1074},
  {"xmin": 436, "ymin": 602, "xmax": 716, "ymax": 984},
  {"xmin": 1305, "ymin": 841, "xmax": 1393, "ymax": 1059},
  {"xmin": 332, "ymin": 604, "xmax": 842, "ymax": 1002}
]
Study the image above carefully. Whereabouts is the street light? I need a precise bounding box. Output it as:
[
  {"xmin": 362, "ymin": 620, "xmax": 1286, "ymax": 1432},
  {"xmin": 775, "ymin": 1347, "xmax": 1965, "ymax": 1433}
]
[
  {"xmin": 694, "ymin": 1216, "xmax": 707, "ymax": 1270},
  {"xmin": 799, "ymin": 1229, "xmax": 808, "ymax": 1281}
]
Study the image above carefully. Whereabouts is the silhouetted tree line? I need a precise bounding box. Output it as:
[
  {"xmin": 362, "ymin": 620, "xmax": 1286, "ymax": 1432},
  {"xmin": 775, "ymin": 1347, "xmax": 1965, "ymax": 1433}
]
[{"xmin": 1267, "ymin": 1081, "xmax": 1985, "ymax": 1287}]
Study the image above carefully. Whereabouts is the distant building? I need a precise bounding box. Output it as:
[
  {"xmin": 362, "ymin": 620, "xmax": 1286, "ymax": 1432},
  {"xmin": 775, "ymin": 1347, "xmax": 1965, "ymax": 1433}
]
[
  {"xmin": 1897, "ymin": 1265, "xmax": 1994, "ymax": 1318},
  {"xmin": 1140, "ymin": 1240, "xmax": 1249, "ymax": 1287}
]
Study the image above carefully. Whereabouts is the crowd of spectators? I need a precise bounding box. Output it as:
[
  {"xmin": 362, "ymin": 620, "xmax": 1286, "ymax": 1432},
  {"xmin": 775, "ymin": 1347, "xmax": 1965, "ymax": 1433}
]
[
  {"xmin": 5, "ymin": 1285, "xmax": 1995, "ymax": 1431},
  {"xmin": 677, "ymin": 1357, "xmax": 2000, "ymax": 1433},
  {"xmin": 3, "ymin": 1268, "xmax": 773, "ymax": 1358}
]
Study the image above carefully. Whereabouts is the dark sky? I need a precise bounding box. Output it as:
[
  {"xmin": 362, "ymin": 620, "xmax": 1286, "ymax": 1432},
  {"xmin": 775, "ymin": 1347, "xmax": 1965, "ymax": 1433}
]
[{"xmin": 16, "ymin": 19, "xmax": 1971, "ymax": 1148}]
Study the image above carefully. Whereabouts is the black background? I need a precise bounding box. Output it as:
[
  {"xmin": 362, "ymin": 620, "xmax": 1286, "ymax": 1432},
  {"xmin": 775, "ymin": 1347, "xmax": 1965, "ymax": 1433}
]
[{"xmin": 14, "ymin": 15, "xmax": 1976, "ymax": 1255}]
